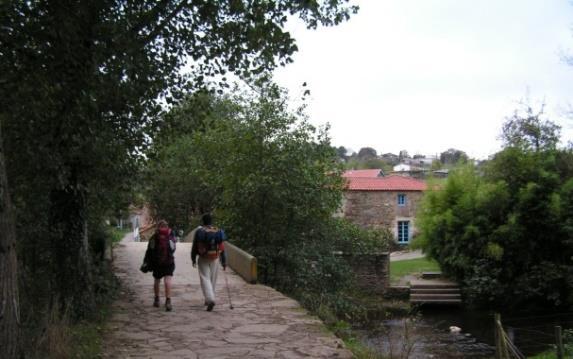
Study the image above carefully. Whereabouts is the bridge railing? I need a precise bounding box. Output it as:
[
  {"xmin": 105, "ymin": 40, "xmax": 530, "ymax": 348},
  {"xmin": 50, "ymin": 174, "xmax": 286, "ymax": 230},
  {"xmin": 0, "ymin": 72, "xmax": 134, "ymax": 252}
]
[{"xmin": 225, "ymin": 242, "xmax": 257, "ymax": 284}]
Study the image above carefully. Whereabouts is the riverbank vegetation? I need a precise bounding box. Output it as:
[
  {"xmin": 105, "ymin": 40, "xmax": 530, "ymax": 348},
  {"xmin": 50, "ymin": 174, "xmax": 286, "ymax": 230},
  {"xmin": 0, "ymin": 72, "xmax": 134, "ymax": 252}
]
[
  {"xmin": 528, "ymin": 328, "xmax": 573, "ymax": 358},
  {"xmin": 415, "ymin": 104, "xmax": 573, "ymax": 309}
]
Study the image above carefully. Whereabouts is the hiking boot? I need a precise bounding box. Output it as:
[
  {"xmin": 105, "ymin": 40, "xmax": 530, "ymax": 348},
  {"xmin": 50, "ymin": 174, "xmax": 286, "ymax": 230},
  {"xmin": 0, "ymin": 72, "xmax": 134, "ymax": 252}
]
[
  {"xmin": 153, "ymin": 296, "xmax": 160, "ymax": 308},
  {"xmin": 206, "ymin": 301, "xmax": 215, "ymax": 312},
  {"xmin": 165, "ymin": 298, "xmax": 172, "ymax": 312}
]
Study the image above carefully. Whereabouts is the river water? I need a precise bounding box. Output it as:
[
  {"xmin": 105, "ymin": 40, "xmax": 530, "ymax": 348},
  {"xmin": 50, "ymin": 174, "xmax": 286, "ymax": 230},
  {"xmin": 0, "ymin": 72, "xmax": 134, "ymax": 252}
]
[{"xmin": 359, "ymin": 307, "xmax": 573, "ymax": 358}]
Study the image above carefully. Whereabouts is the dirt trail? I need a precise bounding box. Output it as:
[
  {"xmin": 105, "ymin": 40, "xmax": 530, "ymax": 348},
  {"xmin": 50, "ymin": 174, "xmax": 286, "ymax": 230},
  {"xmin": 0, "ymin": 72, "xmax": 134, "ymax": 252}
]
[{"xmin": 102, "ymin": 234, "xmax": 352, "ymax": 358}]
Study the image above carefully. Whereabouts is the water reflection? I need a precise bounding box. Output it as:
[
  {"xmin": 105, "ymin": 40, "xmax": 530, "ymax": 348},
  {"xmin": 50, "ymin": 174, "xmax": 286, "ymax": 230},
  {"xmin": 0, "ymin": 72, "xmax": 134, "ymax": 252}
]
[
  {"xmin": 360, "ymin": 308, "xmax": 573, "ymax": 358},
  {"xmin": 361, "ymin": 315, "xmax": 495, "ymax": 358}
]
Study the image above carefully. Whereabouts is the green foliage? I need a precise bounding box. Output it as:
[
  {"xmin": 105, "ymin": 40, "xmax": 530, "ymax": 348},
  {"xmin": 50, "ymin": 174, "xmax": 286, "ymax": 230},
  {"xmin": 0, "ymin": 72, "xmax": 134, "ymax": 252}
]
[
  {"xmin": 529, "ymin": 329, "xmax": 573, "ymax": 358},
  {"xmin": 358, "ymin": 147, "xmax": 378, "ymax": 160},
  {"xmin": 566, "ymin": 329, "xmax": 573, "ymax": 356},
  {"xmin": 335, "ymin": 146, "xmax": 349, "ymax": 160},
  {"xmin": 0, "ymin": 1, "xmax": 360, "ymax": 355},
  {"xmin": 439, "ymin": 148, "xmax": 469, "ymax": 165},
  {"xmin": 1, "ymin": 0, "xmax": 359, "ymax": 332},
  {"xmin": 416, "ymin": 146, "xmax": 573, "ymax": 308},
  {"xmin": 342, "ymin": 336, "xmax": 387, "ymax": 359},
  {"xmin": 345, "ymin": 157, "xmax": 392, "ymax": 172},
  {"xmin": 144, "ymin": 92, "xmax": 246, "ymax": 229},
  {"xmin": 145, "ymin": 135, "xmax": 215, "ymax": 230},
  {"xmin": 316, "ymin": 307, "xmax": 386, "ymax": 359},
  {"xmin": 108, "ymin": 227, "xmax": 131, "ymax": 245},
  {"xmin": 501, "ymin": 103, "xmax": 561, "ymax": 152},
  {"xmin": 147, "ymin": 82, "xmax": 390, "ymax": 324}
]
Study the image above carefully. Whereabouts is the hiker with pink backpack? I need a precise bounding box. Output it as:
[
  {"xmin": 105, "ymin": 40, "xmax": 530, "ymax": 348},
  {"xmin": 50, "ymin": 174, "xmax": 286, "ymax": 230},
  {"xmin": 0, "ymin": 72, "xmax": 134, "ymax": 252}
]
[{"xmin": 141, "ymin": 220, "xmax": 177, "ymax": 311}]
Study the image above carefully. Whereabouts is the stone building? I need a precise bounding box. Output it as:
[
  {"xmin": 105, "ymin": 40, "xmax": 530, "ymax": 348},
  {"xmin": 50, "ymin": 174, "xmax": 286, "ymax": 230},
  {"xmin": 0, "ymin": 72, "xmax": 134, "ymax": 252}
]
[{"xmin": 341, "ymin": 171, "xmax": 427, "ymax": 244}]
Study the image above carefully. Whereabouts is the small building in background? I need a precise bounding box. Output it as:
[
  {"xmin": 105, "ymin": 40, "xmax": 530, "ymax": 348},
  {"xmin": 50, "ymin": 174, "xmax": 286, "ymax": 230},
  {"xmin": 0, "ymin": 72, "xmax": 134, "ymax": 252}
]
[
  {"xmin": 392, "ymin": 163, "xmax": 412, "ymax": 172},
  {"xmin": 341, "ymin": 172, "xmax": 427, "ymax": 245},
  {"xmin": 432, "ymin": 168, "xmax": 449, "ymax": 178},
  {"xmin": 391, "ymin": 163, "xmax": 429, "ymax": 179}
]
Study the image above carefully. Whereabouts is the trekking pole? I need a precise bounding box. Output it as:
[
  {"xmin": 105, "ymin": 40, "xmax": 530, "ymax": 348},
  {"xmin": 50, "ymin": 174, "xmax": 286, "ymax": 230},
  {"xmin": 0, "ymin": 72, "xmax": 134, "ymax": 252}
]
[{"xmin": 224, "ymin": 269, "xmax": 234, "ymax": 310}]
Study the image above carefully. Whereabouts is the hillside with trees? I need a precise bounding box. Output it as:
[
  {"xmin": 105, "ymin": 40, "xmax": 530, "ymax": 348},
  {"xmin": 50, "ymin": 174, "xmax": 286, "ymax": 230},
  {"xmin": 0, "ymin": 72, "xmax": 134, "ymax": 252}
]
[{"xmin": 336, "ymin": 145, "xmax": 469, "ymax": 176}]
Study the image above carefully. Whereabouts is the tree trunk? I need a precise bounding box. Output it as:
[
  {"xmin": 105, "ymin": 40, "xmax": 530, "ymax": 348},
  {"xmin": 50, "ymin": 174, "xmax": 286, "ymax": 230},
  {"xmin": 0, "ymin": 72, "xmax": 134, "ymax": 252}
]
[
  {"xmin": 50, "ymin": 178, "xmax": 95, "ymax": 318},
  {"xmin": 0, "ymin": 124, "xmax": 21, "ymax": 358}
]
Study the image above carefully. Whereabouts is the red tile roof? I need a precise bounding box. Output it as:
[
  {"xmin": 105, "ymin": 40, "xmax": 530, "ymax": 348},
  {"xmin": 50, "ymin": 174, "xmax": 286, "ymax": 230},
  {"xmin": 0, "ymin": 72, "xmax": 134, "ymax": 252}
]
[
  {"xmin": 342, "ymin": 169, "xmax": 382, "ymax": 178},
  {"xmin": 345, "ymin": 175, "xmax": 427, "ymax": 191}
]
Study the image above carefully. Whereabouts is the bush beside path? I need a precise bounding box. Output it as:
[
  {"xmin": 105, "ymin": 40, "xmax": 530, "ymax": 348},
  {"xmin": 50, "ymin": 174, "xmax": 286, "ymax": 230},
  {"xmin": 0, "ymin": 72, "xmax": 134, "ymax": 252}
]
[{"xmin": 102, "ymin": 234, "xmax": 352, "ymax": 358}]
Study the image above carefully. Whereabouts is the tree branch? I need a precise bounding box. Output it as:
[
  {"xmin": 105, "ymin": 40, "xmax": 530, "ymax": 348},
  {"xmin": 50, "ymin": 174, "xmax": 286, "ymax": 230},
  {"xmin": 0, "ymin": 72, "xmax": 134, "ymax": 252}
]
[
  {"xmin": 129, "ymin": 0, "xmax": 171, "ymax": 37},
  {"xmin": 141, "ymin": 0, "xmax": 191, "ymax": 46}
]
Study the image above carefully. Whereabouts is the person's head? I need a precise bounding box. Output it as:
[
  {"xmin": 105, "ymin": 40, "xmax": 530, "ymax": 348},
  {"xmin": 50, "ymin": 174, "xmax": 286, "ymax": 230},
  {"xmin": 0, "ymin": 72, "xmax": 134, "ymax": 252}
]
[
  {"xmin": 158, "ymin": 220, "xmax": 168, "ymax": 228},
  {"xmin": 201, "ymin": 213, "xmax": 212, "ymax": 226}
]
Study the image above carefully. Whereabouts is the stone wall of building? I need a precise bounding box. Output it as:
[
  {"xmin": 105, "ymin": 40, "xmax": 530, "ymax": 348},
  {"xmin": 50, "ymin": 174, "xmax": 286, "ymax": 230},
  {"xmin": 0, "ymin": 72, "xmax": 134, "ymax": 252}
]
[
  {"xmin": 341, "ymin": 252, "xmax": 390, "ymax": 294},
  {"xmin": 342, "ymin": 190, "xmax": 424, "ymax": 233}
]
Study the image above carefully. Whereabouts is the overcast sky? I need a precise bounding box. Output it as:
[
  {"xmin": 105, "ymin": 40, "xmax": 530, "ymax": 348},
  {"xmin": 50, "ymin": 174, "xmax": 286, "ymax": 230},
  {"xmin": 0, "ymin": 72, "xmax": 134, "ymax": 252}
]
[{"xmin": 273, "ymin": 0, "xmax": 573, "ymax": 159}]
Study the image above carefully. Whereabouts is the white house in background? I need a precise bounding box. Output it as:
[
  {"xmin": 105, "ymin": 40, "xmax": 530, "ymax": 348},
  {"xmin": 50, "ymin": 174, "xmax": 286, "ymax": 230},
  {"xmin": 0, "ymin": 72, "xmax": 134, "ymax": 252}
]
[{"xmin": 393, "ymin": 163, "xmax": 411, "ymax": 172}]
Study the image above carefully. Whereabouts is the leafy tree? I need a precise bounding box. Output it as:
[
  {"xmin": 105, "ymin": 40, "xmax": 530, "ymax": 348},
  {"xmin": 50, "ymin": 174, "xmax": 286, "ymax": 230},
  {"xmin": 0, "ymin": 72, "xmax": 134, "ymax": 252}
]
[
  {"xmin": 398, "ymin": 149, "xmax": 410, "ymax": 162},
  {"xmin": 0, "ymin": 0, "xmax": 358, "ymax": 355},
  {"xmin": 357, "ymin": 147, "xmax": 377, "ymax": 160},
  {"xmin": 440, "ymin": 148, "xmax": 469, "ymax": 165},
  {"xmin": 430, "ymin": 160, "xmax": 443, "ymax": 171},
  {"xmin": 145, "ymin": 93, "xmax": 240, "ymax": 229},
  {"xmin": 344, "ymin": 147, "xmax": 393, "ymax": 172},
  {"xmin": 416, "ymin": 112, "xmax": 573, "ymax": 309},
  {"xmin": 191, "ymin": 83, "xmax": 347, "ymax": 254},
  {"xmin": 501, "ymin": 103, "xmax": 560, "ymax": 152},
  {"xmin": 336, "ymin": 146, "xmax": 349, "ymax": 160}
]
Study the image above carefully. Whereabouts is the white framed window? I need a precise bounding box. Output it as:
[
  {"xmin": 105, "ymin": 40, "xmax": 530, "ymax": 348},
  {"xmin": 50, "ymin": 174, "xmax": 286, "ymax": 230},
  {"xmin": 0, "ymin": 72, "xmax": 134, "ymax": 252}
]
[
  {"xmin": 397, "ymin": 193, "xmax": 406, "ymax": 206},
  {"xmin": 397, "ymin": 220, "xmax": 410, "ymax": 243}
]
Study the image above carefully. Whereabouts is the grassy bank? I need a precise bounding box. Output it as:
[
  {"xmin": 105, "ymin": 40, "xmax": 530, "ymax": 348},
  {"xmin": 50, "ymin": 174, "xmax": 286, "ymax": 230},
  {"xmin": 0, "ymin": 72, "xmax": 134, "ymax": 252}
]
[
  {"xmin": 23, "ymin": 268, "xmax": 119, "ymax": 359},
  {"xmin": 69, "ymin": 304, "xmax": 115, "ymax": 358},
  {"xmin": 389, "ymin": 257, "xmax": 440, "ymax": 284}
]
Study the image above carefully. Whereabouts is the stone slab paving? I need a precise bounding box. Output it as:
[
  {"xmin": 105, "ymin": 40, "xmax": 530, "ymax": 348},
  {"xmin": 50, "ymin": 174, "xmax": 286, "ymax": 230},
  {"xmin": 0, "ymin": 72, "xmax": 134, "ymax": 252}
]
[
  {"xmin": 389, "ymin": 249, "xmax": 424, "ymax": 262},
  {"xmin": 102, "ymin": 235, "xmax": 352, "ymax": 359}
]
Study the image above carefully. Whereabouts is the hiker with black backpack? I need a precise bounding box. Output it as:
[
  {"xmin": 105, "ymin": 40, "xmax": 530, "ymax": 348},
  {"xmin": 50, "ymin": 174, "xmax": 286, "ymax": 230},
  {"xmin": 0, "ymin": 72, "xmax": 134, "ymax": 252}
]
[
  {"xmin": 143, "ymin": 220, "xmax": 177, "ymax": 311},
  {"xmin": 191, "ymin": 213, "xmax": 227, "ymax": 311}
]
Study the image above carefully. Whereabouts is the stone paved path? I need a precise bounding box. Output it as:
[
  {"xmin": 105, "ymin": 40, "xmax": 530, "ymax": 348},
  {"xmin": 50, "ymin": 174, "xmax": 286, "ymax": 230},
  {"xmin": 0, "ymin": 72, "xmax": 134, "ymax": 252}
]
[
  {"xmin": 390, "ymin": 249, "xmax": 424, "ymax": 262},
  {"xmin": 102, "ymin": 234, "xmax": 352, "ymax": 358}
]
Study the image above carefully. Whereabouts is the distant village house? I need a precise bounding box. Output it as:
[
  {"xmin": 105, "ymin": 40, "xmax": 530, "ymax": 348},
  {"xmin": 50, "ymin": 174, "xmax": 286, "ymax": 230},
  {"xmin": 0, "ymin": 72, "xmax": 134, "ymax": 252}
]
[{"xmin": 341, "ymin": 170, "xmax": 427, "ymax": 244}]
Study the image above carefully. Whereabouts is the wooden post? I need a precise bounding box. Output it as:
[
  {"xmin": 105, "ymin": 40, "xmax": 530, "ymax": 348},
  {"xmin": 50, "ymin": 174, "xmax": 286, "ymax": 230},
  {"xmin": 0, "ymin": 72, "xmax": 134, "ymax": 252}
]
[
  {"xmin": 507, "ymin": 326, "xmax": 515, "ymax": 343},
  {"xmin": 555, "ymin": 325, "xmax": 564, "ymax": 359},
  {"xmin": 494, "ymin": 313, "xmax": 502, "ymax": 359}
]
